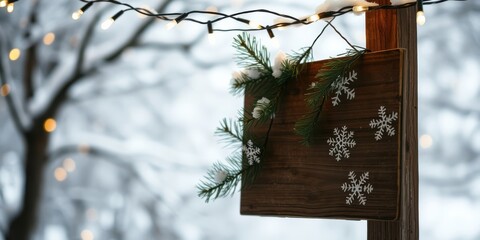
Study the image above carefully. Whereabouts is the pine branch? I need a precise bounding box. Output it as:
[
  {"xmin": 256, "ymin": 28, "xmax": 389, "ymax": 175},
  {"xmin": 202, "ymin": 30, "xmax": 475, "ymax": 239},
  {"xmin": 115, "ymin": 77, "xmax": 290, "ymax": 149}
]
[
  {"xmin": 230, "ymin": 71, "xmax": 279, "ymax": 98},
  {"xmin": 198, "ymin": 34, "xmax": 316, "ymax": 202},
  {"xmin": 215, "ymin": 118, "xmax": 243, "ymax": 148},
  {"xmin": 288, "ymin": 47, "xmax": 313, "ymax": 76},
  {"xmin": 197, "ymin": 143, "xmax": 262, "ymax": 202},
  {"xmin": 233, "ymin": 33, "xmax": 271, "ymax": 70},
  {"xmin": 295, "ymin": 48, "xmax": 366, "ymax": 145}
]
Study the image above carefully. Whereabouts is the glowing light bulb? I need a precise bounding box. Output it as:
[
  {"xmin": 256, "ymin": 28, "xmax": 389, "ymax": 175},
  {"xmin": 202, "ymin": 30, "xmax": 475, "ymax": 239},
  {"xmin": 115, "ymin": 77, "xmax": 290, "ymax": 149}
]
[
  {"xmin": 63, "ymin": 158, "xmax": 76, "ymax": 172},
  {"xmin": 1, "ymin": 84, "xmax": 10, "ymax": 97},
  {"xmin": 270, "ymin": 37, "xmax": 280, "ymax": 49},
  {"xmin": 307, "ymin": 14, "xmax": 320, "ymax": 23},
  {"xmin": 249, "ymin": 20, "xmax": 262, "ymax": 29},
  {"xmin": 352, "ymin": 5, "xmax": 368, "ymax": 14},
  {"xmin": 0, "ymin": 0, "xmax": 6, "ymax": 8},
  {"xmin": 207, "ymin": 21, "xmax": 215, "ymax": 45},
  {"xmin": 101, "ymin": 11, "xmax": 124, "ymax": 30},
  {"xmin": 72, "ymin": 10, "xmax": 83, "ymax": 20},
  {"xmin": 420, "ymin": 134, "xmax": 433, "ymax": 149},
  {"xmin": 43, "ymin": 32, "xmax": 55, "ymax": 45},
  {"xmin": 80, "ymin": 229, "xmax": 94, "ymax": 240},
  {"xmin": 101, "ymin": 18, "xmax": 114, "ymax": 30},
  {"xmin": 206, "ymin": 6, "xmax": 218, "ymax": 13},
  {"xmin": 54, "ymin": 167, "xmax": 67, "ymax": 182},
  {"xmin": 44, "ymin": 118, "xmax": 57, "ymax": 133},
  {"xmin": 165, "ymin": 20, "xmax": 177, "ymax": 30},
  {"xmin": 267, "ymin": 28, "xmax": 280, "ymax": 49},
  {"xmin": 6, "ymin": 2, "xmax": 13, "ymax": 13},
  {"xmin": 9, "ymin": 48, "xmax": 20, "ymax": 61},
  {"xmin": 72, "ymin": 2, "xmax": 93, "ymax": 20},
  {"xmin": 208, "ymin": 33, "xmax": 216, "ymax": 45},
  {"xmin": 416, "ymin": 11, "xmax": 426, "ymax": 25},
  {"xmin": 166, "ymin": 13, "xmax": 188, "ymax": 30}
]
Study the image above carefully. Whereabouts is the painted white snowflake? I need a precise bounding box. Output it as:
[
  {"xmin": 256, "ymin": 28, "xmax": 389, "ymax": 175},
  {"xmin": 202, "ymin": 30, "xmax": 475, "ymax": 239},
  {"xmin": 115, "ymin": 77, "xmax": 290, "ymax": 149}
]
[
  {"xmin": 327, "ymin": 126, "xmax": 356, "ymax": 161},
  {"xmin": 341, "ymin": 171, "xmax": 374, "ymax": 206},
  {"xmin": 331, "ymin": 70, "xmax": 357, "ymax": 106},
  {"xmin": 369, "ymin": 106, "xmax": 399, "ymax": 141},
  {"xmin": 243, "ymin": 140, "xmax": 261, "ymax": 165}
]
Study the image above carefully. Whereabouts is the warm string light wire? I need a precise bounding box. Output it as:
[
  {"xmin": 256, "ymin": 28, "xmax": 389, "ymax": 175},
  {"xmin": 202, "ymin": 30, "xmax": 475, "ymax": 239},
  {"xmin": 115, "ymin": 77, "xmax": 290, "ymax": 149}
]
[{"xmin": 72, "ymin": 0, "xmax": 463, "ymax": 33}]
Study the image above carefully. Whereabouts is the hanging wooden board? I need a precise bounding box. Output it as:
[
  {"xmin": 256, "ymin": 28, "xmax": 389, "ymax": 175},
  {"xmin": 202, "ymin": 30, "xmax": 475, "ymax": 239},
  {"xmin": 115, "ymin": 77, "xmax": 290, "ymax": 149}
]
[{"xmin": 241, "ymin": 49, "xmax": 406, "ymax": 220}]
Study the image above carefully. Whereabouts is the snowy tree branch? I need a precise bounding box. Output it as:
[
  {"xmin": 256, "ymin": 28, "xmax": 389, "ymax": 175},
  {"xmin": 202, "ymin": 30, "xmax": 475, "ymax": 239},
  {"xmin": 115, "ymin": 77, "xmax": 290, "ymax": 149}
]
[
  {"xmin": 33, "ymin": 0, "xmax": 174, "ymax": 120},
  {"xmin": 36, "ymin": 12, "xmax": 102, "ymax": 121},
  {"xmin": 23, "ymin": 0, "xmax": 40, "ymax": 101},
  {"xmin": 0, "ymin": 29, "xmax": 26, "ymax": 134}
]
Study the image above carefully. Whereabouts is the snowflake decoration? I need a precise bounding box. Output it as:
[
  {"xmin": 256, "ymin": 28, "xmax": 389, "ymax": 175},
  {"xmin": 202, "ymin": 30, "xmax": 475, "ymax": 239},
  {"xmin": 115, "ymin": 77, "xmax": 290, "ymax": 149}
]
[
  {"xmin": 327, "ymin": 126, "xmax": 356, "ymax": 161},
  {"xmin": 331, "ymin": 70, "xmax": 357, "ymax": 106},
  {"xmin": 369, "ymin": 106, "xmax": 399, "ymax": 141},
  {"xmin": 341, "ymin": 171, "xmax": 374, "ymax": 206},
  {"xmin": 243, "ymin": 140, "xmax": 261, "ymax": 165}
]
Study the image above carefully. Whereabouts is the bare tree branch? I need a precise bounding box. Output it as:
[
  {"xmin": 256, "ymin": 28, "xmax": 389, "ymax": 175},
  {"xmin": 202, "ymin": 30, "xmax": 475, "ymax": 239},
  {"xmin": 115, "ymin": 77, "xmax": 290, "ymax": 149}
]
[
  {"xmin": 0, "ymin": 30, "xmax": 26, "ymax": 134},
  {"xmin": 23, "ymin": 0, "xmax": 40, "ymax": 101},
  {"xmin": 35, "ymin": 11, "xmax": 103, "ymax": 121},
  {"xmin": 38, "ymin": 0, "xmax": 174, "ymax": 121}
]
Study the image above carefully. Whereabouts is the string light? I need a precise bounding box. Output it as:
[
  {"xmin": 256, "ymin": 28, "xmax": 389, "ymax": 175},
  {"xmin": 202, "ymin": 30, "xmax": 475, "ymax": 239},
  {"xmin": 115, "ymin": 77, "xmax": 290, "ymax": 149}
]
[
  {"xmin": 207, "ymin": 21, "xmax": 215, "ymax": 44},
  {"xmin": 307, "ymin": 14, "xmax": 320, "ymax": 23},
  {"xmin": 44, "ymin": 118, "xmax": 57, "ymax": 133},
  {"xmin": 43, "ymin": 32, "xmax": 55, "ymax": 45},
  {"xmin": 6, "ymin": 2, "xmax": 13, "ymax": 13},
  {"xmin": 60, "ymin": 0, "xmax": 455, "ymax": 33},
  {"xmin": 237, "ymin": 18, "xmax": 263, "ymax": 29},
  {"xmin": 101, "ymin": 10, "xmax": 124, "ymax": 30},
  {"xmin": 0, "ymin": 0, "xmax": 6, "ymax": 8},
  {"xmin": 352, "ymin": 5, "xmax": 369, "ymax": 14},
  {"xmin": 8, "ymin": 48, "xmax": 20, "ymax": 61},
  {"xmin": 416, "ymin": 0, "xmax": 426, "ymax": 26},
  {"xmin": 72, "ymin": 2, "xmax": 93, "ymax": 20},
  {"xmin": 1, "ymin": 84, "xmax": 10, "ymax": 97},
  {"xmin": 80, "ymin": 229, "xmax": 94, "ymax": 240},
  {"xmin": 63, "ymin": 158, "xmax": 76, "ymax": 172},
  {"xmin": 165, "ymin": 13, "xmax": 188, "ymax": 30},
  {"xmin": 420, "ymin": 134, "xmax": 433, "ymax": 149},
  {"xmin": 54, "ymin": 167, "xmax": 67, "ymax": 182},
  {"xmin": 267, "ymin": 27, "xmax": 280, "ymax": 49},
  {"xmin": 205, "ymin": 6, "xmax": 218, "ymax": 13},
  {"xmin": 248, "ymin": 19, "xmax": 262, "ymax": 29}
]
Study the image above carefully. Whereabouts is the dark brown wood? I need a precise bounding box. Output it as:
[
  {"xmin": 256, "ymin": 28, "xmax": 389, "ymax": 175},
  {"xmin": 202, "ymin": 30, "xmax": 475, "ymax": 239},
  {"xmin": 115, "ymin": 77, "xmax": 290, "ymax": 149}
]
[
  {"xmin": 241, "ymin": 49, "xmax": 405, "ymax": 220},
  {"xmin": 366, "ymin": 0, "xmax": 419, "ymax": 239},
  {"xmin": 7, "ymin": 126, "xmax": 49, "ymax": 240}
]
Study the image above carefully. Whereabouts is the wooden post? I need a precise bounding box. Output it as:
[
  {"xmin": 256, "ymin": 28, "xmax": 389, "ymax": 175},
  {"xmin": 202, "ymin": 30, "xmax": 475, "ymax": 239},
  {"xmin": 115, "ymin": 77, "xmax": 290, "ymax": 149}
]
[{"xmin": 366, "ymin": 1, "xmax": 419, "ymax": 239}]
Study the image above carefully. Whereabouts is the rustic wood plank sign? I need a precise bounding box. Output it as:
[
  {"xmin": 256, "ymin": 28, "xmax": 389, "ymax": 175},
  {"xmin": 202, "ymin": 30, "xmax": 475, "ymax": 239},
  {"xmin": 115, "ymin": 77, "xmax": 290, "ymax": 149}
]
[{"xmin": 241, "ymin": 49, "xmax": 406, "ymax": 220}]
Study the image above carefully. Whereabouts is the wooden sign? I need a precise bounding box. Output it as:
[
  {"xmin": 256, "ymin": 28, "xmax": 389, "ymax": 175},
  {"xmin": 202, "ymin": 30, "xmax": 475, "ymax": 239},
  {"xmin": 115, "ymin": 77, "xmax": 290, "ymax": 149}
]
[{"xmin": 241, "ymin": 49, "xmax": 406, "ymax": 220}]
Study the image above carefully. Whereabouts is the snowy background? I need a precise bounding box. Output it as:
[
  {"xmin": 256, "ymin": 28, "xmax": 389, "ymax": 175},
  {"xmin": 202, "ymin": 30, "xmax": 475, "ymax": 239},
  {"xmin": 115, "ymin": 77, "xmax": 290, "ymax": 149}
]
[{"xmin": 1, "ymin": 0, "xmax": 479, "ymax": 239}]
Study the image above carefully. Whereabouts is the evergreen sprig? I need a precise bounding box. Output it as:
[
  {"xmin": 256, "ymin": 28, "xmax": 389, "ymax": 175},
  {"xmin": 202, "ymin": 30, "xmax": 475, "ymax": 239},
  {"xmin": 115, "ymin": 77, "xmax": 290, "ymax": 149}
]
[
  {"xmin": 233, "ymin": 32, "xmax": 271, "ymax": 70},
  {"xmin": 215, "ymin": 118, "xmax": 243, "ymax": 148},
  {"xmin": 288, "ymin": 47, "xmax": 314, "ymax": 76},
  {"xmin": 197, "ymin": 151, "xmax": 262, "ymax": 203},
  {"xmin": 198, "ymin": 33, "xmax": 320, "ymax": 202},
  {"xmin": 295, "ymin": 48, "xmax": 367, "ymax": 145}
]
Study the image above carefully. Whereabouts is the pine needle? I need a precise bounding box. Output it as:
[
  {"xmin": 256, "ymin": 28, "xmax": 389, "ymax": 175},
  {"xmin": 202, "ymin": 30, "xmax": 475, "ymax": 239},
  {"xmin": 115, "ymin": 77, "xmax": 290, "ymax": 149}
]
[{"xmin": 295, "ymin": 48, "xmax": 367, "ymax": 145}]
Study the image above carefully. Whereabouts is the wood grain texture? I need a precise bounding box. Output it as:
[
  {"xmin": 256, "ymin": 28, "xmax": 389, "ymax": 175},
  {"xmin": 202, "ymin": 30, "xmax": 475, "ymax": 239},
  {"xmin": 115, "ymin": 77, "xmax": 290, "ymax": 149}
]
[
  {"xmin": 240, "ymin": 49, "xmax": 405, "ymax": 221},
  {"xmin": 366, "ymin": 0, "xmax": 419, "ymax": 239}
]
